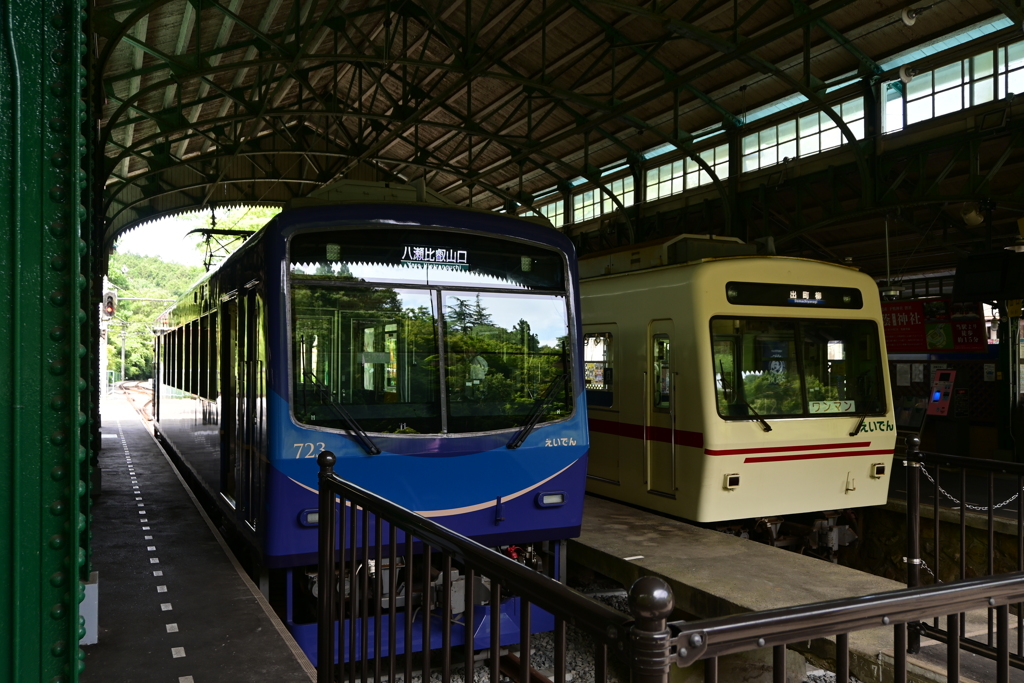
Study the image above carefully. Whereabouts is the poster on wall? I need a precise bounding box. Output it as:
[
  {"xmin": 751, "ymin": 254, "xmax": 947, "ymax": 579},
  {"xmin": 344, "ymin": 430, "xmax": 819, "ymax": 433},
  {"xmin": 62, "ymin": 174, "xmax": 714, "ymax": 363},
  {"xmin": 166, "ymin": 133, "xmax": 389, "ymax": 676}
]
[{"xmin": 882, "ymin": 299, "xmax": 987, "ymax": 353}]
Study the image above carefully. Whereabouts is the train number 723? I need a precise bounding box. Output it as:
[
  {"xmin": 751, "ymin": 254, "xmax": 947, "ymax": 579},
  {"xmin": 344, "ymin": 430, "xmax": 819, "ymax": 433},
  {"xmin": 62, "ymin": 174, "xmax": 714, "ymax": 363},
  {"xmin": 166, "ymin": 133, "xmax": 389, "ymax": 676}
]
[{"xmin": 293, "ymin": 442, "xmax": 326, "ymax": 459}]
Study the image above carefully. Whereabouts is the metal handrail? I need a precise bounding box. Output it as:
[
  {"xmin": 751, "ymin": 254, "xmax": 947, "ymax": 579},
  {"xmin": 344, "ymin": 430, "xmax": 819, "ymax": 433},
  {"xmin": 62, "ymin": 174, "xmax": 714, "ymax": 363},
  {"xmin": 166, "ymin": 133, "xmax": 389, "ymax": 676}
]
[
  {"xmin": 316, "ymin": 450, "xmax": 637, "ymax": 683},
  {"xmin": 670, "ymin": 571, "xmax": 1024, "ymax": 666}
]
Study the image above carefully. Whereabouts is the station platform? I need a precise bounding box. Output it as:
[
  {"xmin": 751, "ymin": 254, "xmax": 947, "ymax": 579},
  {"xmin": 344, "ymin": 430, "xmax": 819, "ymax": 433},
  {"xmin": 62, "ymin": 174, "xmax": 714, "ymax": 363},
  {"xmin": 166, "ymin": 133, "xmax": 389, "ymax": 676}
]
[
  {"xmin": 82, "ymin": 393, "xmax": 314, "ymax": 683},
  {"xmin": 571, "ymin": 495, "xmax": 1010, "ymax": 683}
]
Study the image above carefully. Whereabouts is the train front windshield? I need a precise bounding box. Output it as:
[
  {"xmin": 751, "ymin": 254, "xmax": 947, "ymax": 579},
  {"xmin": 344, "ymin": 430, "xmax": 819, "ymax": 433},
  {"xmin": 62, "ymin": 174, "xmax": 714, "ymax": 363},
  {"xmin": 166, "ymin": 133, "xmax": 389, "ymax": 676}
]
[
  {"xmin": 712, "ymin": 317, "xmax": 885, "ymax": 419},
  {"xmin": 288, "ymin": 228, "xmax": 573, "ymax": 434}
]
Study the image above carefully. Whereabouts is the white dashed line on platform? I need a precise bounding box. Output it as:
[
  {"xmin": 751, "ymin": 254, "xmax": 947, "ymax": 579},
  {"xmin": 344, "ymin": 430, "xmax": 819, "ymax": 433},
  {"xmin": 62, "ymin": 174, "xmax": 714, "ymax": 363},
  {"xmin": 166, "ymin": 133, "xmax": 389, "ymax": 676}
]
[
  {"xmin": 166, "ymin": 623, "xmax": 179, "ymax": 633},
  {"xmin": 147, "ymin": 546, "xmax": 156, "ymax": 551},
  {"xmin": 150, "ymin": 558, "xmax": 160, "ymax": 564},
  {"xmin": 153, "ymin": 570, "xmax": 163, "ymax": 577},
  {"xmin": 161, "ymin": 603, "xmax": 173, "ymax": 611},
  {"xmin": 178, "ymin": 676, "xmax": 194, "ymax": 682},
  {"xmin": 171, "ymin": 647, "xmax": 186, "ymax": 658},
  {"xmin": 157, "ymin": 585, "xmax": 167, "ymax": 593}
]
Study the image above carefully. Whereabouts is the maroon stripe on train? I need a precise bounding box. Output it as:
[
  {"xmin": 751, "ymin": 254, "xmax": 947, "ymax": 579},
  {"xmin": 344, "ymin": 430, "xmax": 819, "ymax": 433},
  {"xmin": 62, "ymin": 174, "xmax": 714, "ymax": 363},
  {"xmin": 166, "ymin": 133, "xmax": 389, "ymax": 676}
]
[
  {"xmin": 743, "ymin": 449, "xmax": 895, "ymax": 463},
  {"xmin": 705, "ymin": 441, "xmax": 871, "ymax": 456},
  {"xmin": 588, "ymin": 418, "xmax": 704, "ymax": 449}
]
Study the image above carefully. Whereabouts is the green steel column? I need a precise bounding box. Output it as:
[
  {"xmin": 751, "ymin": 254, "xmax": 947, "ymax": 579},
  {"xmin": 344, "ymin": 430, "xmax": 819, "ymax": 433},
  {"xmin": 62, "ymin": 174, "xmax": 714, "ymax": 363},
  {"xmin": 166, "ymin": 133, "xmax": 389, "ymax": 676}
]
[{"xmin": 0, "ymin": 0, "xmax": 90, "ymax": 681}]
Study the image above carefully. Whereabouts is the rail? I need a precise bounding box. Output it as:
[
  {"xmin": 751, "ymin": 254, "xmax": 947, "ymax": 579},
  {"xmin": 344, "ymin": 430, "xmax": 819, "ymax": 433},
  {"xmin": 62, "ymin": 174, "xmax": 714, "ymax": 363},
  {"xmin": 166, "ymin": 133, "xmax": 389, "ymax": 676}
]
[
  {"xmin": 904, "ymin": 435, "xmax": 1024, "ymax": 663},
  {"xmin": 315, "ymin": 451, "xmax": 648, "ymax": 683},
  {"xmin": 317, "ymin": 450, "xmax": 1024, "ymax": 683}
]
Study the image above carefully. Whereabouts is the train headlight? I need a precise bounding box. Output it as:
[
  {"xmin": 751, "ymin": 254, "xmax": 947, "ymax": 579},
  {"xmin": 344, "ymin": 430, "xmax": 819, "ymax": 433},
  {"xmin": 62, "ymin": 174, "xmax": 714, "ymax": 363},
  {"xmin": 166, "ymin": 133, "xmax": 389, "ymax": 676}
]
[
  {"xmin": 536, "ymin": 491, "xmax": 566, "ymax": 507},
  {"xmin": 724, "ymin": 474, "xmax": 741, "ymax": 490},
  {"xmin": 871, "ymin": 463, "xmax": 886, "ymax": 478},
  {"xmin": 299, "ymin": 509, "xmax": 319, "ymax": 526}
]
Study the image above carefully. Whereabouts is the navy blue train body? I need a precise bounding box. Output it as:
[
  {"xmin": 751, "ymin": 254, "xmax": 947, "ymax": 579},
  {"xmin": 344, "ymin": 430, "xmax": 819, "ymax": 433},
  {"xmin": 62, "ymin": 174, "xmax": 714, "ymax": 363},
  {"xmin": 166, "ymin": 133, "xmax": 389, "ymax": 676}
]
[{"xmin": 153, "ymin": 194, "xmax": 588, "ymax": 662}]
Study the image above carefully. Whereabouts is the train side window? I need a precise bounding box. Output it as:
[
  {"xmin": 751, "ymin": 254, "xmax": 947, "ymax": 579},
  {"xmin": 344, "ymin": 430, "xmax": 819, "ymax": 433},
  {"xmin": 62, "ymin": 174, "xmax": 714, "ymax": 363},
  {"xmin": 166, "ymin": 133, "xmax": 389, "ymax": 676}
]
[
  {"xmin": 652, "ymin": 335, "xmax": 671, "ymax": 412},
  {"xmin": 584, "ymin": 332, "xmax": 614, "ymax": 408}
]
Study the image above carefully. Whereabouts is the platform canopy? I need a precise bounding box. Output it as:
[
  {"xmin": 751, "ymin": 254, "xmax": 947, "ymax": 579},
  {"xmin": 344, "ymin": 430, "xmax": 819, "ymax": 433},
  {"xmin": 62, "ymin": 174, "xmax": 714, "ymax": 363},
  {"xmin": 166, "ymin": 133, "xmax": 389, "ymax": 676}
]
[{"xmin": 95, "ymin": 0, "xmax": 1024, "ymax": 273}]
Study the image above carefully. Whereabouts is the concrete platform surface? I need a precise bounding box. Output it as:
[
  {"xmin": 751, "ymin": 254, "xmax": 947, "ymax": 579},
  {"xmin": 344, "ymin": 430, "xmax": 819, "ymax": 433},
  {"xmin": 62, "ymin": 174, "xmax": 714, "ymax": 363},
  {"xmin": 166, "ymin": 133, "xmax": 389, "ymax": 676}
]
[
  {"xmin": 571, "ymin": 495, "xmax": 1009, "ymax": 683},
  {"xmin": 82, "ymin": 393, "xmax": 314, "ymax": 683}
]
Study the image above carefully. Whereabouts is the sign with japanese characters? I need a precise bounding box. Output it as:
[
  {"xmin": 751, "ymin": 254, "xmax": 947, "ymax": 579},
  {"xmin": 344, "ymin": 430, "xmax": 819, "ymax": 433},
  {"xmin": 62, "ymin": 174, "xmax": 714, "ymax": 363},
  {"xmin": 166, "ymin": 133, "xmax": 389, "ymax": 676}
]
[
  {"xmin": 882, "ymin": 299, "xmax": 987, "ymax": 354},
  {"xmin": 809, "ymin": 400, "xmax": 857, "ymax": 413},
  {"xmin": 401, "ymin": 245, "xmax": 469, "ymax": 269},
  {"xmin": 787, "ymin": 289, "xmax": 826, "ymax": 305},
  {"xmin": 881, "ymin": 300, "xmax": 925, "ymax": 353}
]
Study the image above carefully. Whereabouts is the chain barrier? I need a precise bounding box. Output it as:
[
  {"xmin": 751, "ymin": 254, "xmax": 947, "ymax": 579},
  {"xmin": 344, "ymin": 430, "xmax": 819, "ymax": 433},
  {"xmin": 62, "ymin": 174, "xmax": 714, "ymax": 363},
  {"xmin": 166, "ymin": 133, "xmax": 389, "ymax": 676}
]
[{"xmin": 918, "ymin": 464, "xmax": 1022, "ymax": 512}]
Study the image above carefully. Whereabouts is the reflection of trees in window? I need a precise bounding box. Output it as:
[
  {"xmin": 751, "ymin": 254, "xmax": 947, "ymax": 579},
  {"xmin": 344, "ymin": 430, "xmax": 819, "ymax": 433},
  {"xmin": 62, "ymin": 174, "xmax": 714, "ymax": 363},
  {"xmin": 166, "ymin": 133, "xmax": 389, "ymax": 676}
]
[
  {"xmin": 292, "ymin": 286, "xmax": 441, "ymax": 434},
  {"xmin": 712, "ymin": 317, "xmax": 884, "ymax": 419},
  {"xmin": 444, "ymin": 295, "xmax": 570, "ymax": 433}
]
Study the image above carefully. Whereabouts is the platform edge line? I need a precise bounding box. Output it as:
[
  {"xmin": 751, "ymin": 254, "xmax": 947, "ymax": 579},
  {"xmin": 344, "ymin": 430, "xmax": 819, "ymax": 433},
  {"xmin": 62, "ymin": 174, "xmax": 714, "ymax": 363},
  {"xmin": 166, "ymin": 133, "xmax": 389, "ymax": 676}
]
[{"xmin": 125, "ymin": 395, "xmax": 318, "ymax": 682}]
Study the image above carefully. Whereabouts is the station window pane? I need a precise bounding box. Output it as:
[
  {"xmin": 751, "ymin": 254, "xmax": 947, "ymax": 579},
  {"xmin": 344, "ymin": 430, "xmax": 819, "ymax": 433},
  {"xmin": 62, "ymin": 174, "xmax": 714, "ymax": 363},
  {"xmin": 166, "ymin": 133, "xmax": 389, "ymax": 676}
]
[
  {"xmin": 973, "ymin": 78, "xmax": 994, "ymax": 105},
  {"xmin": 934, "ymin": 62, "xmax": 963, "ymax": 90},
  {"xmin": 778, "ymin": 139, "xmax": 797, "ymax": 162},
  {"xmin": 934, "ymin": 86, "xmax": 964, "ymax": 116},
  {"xmin": 907, "ymin": 71, "xmax": 933, "ymax": 98},
  {"xmin": 1008, "ymin": 41, "xmax": 1024, "ymax": 71},
  {"xmin": 820, "ymin": 126, "xmax": 842, "ymax": 151},
  {"xmin": 584, "ymin": 332, "xmax": 614, "ymax": 407},
  {"xmin": 538, "ymin": 200, "xmax": 564, "ymax": 228},
  {"xmin": 846, "ymin": 118, "xmax": 864, "ymax": 140},
  {"xmin": 799, "ymin": 112, "xmax": 820, "ymax": 135},
  {"xmin": 799, "ymin": 135, "xmax": 819, "ymax": 155},
  {"xmin": 841, "ymin": 98, "xmax": 864, "ymax": 120},
  {"xmin": 778, "ymin": 119, "xmax": 797, "ymax": 142},
  {"xmin": 742, "ymin": 133, "xmax": 759, "ymax": 155},
  {"xmin": 907, "ymin": 97, "xmax": 932, "ymax": 125},
  {"xmin": 973, "ymin": 51, "xmax": 994, "ymax": 78},
  {"xmin": 1009, "ymin": 68, "xmax": 1024, "ymax": 95},
  {"xmin": 883, "ymin": 84, "xmax": 904, "ymax": 133}
]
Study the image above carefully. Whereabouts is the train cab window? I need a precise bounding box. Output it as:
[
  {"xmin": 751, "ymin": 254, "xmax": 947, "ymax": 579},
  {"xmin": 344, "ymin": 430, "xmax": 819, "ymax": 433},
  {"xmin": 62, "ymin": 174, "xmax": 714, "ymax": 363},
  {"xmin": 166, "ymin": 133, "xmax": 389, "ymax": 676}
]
[
  {"xmin": 443, "ymin": 291, "xmax": 571, "ymax": 434},
  {"xmin": 289, "ymin": 229, "xmax": 575, "ymax": 436},
  {"xmin": 291, "ymin": 286, "xmax": 443, "ymax": 434},
  {"xmin": 711, "ymin": 317, "xmax": 885, "ymax": 419},
  {"xmin": 652, "ymin": 335, "xmax": 671, "ymax": 412},
  {"xmin": 584, "ymin": 333, "xmax": 614, "ymax": 408}
]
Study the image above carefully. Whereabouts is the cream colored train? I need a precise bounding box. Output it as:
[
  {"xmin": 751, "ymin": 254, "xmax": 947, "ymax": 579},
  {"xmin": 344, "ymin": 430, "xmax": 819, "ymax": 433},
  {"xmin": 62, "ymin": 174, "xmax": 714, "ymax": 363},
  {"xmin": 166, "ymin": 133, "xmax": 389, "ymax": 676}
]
[{"xmin": 579, "ymin": 235, "xmax": 895, "ymax": 523}]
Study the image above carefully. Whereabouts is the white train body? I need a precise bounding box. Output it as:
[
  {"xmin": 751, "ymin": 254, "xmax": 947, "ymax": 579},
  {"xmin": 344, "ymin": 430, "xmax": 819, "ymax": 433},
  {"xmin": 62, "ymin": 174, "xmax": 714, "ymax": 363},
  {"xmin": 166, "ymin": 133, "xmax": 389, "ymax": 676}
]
[{"xmin": 580, "ymin": 240, "xmax": 895, "ymax": 522}]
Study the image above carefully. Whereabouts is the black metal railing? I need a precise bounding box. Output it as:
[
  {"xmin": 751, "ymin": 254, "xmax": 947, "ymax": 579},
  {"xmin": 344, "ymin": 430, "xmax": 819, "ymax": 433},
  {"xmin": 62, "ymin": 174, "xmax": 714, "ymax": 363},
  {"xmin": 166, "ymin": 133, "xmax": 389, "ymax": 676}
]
[
  {"xmin": 904, "ymin": 434, "xmax": 1024, "ymax": 664},
  {"xmin": 666, "ymin": 570, "xmax": 1024, "ymax": 683},
  {"xmin": 317, "ymin": 450, "xmax": 1024, "ymax": 683},
  {"xmin": 316, "ymin": 451, "xmax": 659, "ymax": 683}
]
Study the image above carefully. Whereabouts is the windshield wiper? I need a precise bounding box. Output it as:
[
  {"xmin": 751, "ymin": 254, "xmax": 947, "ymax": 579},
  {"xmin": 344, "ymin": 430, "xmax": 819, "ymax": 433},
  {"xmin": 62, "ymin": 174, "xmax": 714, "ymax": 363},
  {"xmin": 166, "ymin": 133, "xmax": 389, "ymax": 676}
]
[
  {"xmin": 718, "ymin": 360, "xmax": 772, "ymax": 433},
  {"xmin": 507, "ymin": 374, "xmax": 568, "ymax": 450},
  {"xmin": 306, "ymin": 373, "xmax": 381, "ymax": 455},
  {"xmin": 850, "ymin": 414, "xmax": 867, "ymax": 437}
]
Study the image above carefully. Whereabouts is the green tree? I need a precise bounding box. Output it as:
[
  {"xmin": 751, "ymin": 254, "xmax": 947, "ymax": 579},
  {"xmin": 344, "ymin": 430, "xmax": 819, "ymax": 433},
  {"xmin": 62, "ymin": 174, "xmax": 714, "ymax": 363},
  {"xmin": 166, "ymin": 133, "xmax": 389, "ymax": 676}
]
[{"xmin": 106, "ymin": 252, "xmax": 204, "ymax": 380}]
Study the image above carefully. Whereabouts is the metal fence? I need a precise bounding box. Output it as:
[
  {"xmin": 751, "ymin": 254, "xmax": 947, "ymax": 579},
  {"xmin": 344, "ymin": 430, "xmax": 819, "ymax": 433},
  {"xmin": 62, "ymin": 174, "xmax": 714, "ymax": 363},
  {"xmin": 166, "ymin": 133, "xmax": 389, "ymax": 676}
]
[
  {"xmin": 905, "ymin": 435, "xmax": 1024, "ymax": 666},
  {"xmin": 318, "ymin": 449, "xmax": 1024, "ymax": 683},
  {"xmin": 315, "ymin": 451, "xmax": 648, "ymax": 683}
]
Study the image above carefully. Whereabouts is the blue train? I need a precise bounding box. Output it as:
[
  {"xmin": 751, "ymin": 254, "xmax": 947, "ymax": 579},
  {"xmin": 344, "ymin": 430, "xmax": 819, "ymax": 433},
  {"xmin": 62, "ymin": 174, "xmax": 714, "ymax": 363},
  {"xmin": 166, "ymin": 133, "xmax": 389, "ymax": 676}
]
[{"xmin": 152, "ymin": 184, "xmax": 588, "ymax": 662}]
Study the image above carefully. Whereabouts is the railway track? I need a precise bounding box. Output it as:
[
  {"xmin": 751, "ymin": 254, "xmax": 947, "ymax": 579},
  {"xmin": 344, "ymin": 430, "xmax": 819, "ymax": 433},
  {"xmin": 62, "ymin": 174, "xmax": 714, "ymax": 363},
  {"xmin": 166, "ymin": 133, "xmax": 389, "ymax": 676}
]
[{"xmin": 115, "ymin": 380, "xmax": 153, "ymax": 421}]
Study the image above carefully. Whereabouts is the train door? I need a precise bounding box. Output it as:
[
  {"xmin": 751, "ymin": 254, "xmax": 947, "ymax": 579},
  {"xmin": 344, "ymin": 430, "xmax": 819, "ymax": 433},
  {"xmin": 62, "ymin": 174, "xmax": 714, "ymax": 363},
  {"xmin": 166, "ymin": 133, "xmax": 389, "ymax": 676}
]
[
  {"xmin": 583, "ymin": 326, "xmax": 618, "ymax": 483},
  {"xmin": 646, "ymin": 320, "xmax": 675, "ymax": 497},
  {"xmin": 237, "ymin": 289, "xmax": 262, "ymax": 531},
  {"xmin": 220, "ymin": 295, "xmax": 238, "ymax": 506}
]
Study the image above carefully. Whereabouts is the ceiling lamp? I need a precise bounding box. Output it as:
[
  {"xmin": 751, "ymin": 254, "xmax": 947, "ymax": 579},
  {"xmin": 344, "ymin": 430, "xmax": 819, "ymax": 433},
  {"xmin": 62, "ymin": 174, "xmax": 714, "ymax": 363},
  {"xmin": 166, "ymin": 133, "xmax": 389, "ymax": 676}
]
[
  {"xmin": 899, "ymin": 66, "xmax": 918, "ymax": 84},
  {"xmin": 961, "ymin": 202, "xmax": 985, "ymax": 227},
  {"xmin": 901, "ymin": 5, "xmax": 932, "ymax": 27}
]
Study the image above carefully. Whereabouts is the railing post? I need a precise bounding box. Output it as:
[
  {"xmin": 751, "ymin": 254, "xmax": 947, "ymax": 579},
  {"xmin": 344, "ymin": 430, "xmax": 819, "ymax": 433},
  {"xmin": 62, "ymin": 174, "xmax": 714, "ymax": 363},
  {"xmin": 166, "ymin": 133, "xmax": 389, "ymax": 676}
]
[
  {"xmin": 317, "ymin": 451, "xmax": 338, "ymax": 682},
  {"xmin": 906, "ymin": 435, "xmax": 922, "ymax": 653},
  {"xmin": 629, "ymin": 576, "xmax": 675, "ymax": 683}
]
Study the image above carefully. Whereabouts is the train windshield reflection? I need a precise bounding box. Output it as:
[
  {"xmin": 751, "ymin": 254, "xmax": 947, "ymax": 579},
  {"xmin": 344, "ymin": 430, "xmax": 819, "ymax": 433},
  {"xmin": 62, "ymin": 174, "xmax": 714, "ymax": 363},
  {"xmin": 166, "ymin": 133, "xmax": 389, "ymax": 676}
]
[
  {"xmin": 290, "ymin": 284, "xmax": 572, "ymax": 435},
  {"xmin": 712, "ymin": 317, "xmax": 885, "ymax": 419}
]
